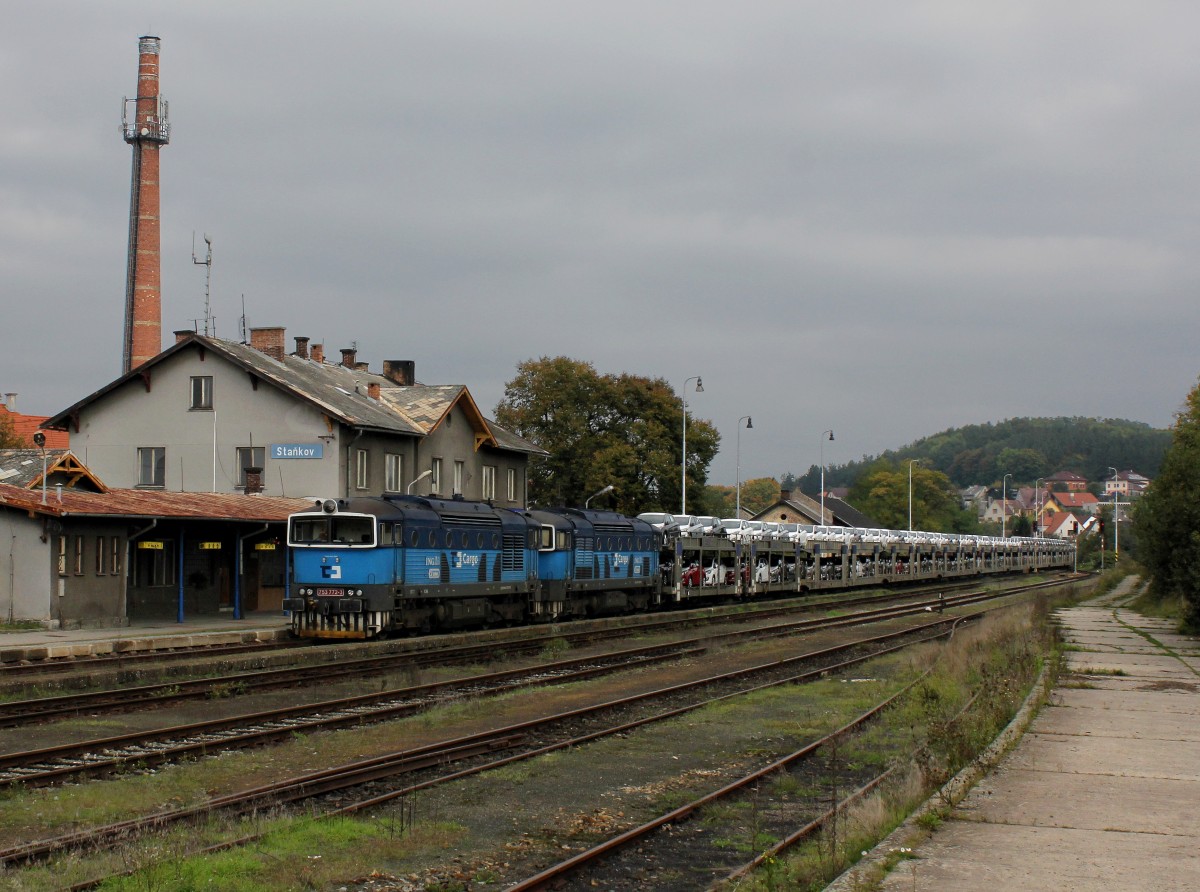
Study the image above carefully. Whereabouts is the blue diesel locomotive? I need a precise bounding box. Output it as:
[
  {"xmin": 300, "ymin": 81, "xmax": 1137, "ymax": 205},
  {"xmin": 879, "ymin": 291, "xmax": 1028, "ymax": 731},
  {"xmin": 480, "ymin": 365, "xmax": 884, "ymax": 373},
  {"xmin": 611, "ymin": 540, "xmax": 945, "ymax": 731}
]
[{"xmin": 286, "ymin": 495, "xmax": 659, "ymax": 638}]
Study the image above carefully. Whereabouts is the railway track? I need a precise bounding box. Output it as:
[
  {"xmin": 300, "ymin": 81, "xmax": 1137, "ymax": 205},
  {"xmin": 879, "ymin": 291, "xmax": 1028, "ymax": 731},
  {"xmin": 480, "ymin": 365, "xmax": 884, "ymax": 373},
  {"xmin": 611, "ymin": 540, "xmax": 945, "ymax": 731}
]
[
  {"xmin": 3, "ymin": 615, "xmax": 962, "ymax": 876},
  {"xmin": 0, "ymin": 581, "xmax": 1064, "ymax": 788},
  {"xmin": 0, "ymin": 576, "xmax": 1035, "ymax": 726}
]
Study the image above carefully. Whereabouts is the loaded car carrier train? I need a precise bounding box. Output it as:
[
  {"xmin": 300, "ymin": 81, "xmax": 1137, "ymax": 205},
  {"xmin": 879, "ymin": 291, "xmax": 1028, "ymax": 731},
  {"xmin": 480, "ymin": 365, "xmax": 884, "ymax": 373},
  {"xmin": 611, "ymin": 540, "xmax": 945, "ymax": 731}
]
[{"xmin": 284, "ymin": 494, "xmax": 1075, "ymax": 640}]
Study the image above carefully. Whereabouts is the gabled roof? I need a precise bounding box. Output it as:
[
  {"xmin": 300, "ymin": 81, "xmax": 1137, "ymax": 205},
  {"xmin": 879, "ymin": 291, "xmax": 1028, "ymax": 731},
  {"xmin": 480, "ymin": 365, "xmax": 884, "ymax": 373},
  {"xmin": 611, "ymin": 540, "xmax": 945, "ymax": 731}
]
[
  {"xmin": 1042, "ymin": 511, "xmax": 1080, "ymax": 536},
  {"xmin": 0, "ymin": 483, "xmax": 310, "ymax": 521},
  {"xmin": 0, "ymin": 450, "xmax": 107, "ymax": 491},
  {"xmin": 42, "ymin": 334, "xmax": 546, "ymax": 456},
  {"xmin": 1046, "ymin": 471, "xmax": 1087, "ymax": 483}
]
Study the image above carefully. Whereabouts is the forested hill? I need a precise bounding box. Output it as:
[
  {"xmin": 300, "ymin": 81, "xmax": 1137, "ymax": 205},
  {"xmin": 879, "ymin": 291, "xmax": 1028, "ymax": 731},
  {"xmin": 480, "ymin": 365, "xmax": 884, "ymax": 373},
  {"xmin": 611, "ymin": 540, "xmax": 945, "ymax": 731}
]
[{"xmin": 800, "ymin": 418, "xmax": 1172, "ymax": 490}]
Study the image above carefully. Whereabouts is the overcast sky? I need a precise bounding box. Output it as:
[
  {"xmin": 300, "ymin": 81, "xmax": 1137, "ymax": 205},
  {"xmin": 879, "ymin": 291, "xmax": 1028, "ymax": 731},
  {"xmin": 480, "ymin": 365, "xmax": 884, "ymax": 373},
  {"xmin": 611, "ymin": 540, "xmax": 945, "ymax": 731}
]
[{"xmin": 3, "ymin": 2, "xmax": 1197, "ymax": 486}]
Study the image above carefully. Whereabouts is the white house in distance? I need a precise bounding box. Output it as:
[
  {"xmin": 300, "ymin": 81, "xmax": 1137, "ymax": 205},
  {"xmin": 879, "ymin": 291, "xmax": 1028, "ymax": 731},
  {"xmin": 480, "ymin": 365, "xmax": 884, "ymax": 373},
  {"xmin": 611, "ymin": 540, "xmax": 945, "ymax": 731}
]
[{"xmin": 45, "ymin": 328, "xmax": 544, "ymax": 505}]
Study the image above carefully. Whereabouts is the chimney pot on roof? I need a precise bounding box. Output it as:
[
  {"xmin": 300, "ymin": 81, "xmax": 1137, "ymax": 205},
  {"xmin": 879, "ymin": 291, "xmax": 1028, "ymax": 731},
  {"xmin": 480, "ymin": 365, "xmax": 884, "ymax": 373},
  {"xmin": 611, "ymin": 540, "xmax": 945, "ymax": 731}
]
[
  {"xmin": 340, "ymin": 348, "xmax": 357, "ymax": 368},
  {"xmin": 249, "ymin": 327, "xmax": 286, "ymax": 362},
  {"xmin": 367, "ymin": 382, "xmax": 381, "ymax": 400},
  {"xmin": 294, "ymin": 336, "xmax": 310, "ymax": 360},
  {"xmin": 173, "ymin": 329, "xmax": 194, "ymax": 344},
  {"xmin": 354, "ymin": 361, "xmax": 369, "ymax": 371},
  {"xmin": 382, "ymin": 360, "xmax": 415, "ymax": 386},
  {"xmin": 311, "ymin": 343, "xmax": 324, "ymax": 364},
  {"xmin": 780, "ymin": 488, "xmax": 791, "ymax": 502},
  {"xmin": 3, "ymin": 394, "xmax": 14, "ymax": 411}
]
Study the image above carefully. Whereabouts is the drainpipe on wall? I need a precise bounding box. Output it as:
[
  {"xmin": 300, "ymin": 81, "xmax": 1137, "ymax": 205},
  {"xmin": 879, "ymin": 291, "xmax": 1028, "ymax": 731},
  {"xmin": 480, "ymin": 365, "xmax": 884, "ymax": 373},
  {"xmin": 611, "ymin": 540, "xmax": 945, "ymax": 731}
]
[
  {"xmin": 126, "ymin": 519, "xmax": 158, "ymax": 625},
  {"xmin": 345, "ymin": 429, "xmax": 363, "ymax": 499},
  {"xmin": 177, "ymin": 527, "xmax": 185, "ymax": 624},
  {"xmin": 236, "ymin": 523, "xmax": 270, "ymax": 621}
]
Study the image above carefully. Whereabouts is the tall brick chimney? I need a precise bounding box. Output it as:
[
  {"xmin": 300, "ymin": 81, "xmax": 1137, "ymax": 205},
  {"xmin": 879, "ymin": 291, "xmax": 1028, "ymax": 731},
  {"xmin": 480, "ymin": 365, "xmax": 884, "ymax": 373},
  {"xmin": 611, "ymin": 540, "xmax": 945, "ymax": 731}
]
[
  {"xmin": 121, "ymin": 36, "xmax": 170, "ymax": 374},
  {"xmin": 293, "ymin": 336, "xmax": 310, "ymax": 360},
  {"xmin": 340, "ymin": 347, "xmax": 357, "ymax": 368},
  {"xmin": 311, "ymin": 343, "xmax": 325, "ymax": 364}
]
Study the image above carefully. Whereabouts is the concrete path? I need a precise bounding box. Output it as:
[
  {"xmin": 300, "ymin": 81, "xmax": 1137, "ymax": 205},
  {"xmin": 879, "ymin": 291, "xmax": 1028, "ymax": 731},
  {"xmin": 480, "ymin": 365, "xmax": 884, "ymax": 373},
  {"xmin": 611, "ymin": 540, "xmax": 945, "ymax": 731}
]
[{"xmin": 869, "ymin": 584, "xmax": 1200, "ymax": 891}]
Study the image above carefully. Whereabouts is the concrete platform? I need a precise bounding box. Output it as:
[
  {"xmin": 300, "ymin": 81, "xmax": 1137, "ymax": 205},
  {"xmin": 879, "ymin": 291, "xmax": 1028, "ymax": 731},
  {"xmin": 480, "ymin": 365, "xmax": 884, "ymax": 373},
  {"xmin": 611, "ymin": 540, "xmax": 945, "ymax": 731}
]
[
  {"xmin": 834, "ymin": 582, "xmax": 1200, "ymax": 891},
  {"xmin": 0, "ymin": 613, "xmax": 292, "ymax": 663}
]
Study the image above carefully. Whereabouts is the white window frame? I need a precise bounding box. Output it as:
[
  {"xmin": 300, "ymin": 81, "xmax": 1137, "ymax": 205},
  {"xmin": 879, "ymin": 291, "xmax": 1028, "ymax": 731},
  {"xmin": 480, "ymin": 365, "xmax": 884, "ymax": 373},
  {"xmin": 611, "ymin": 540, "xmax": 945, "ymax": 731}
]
[
  {"xmin": 385, "ymin": 453, "xmax": 403, "ymax": 492},
  {"xmin": 190, "ymin": 375, "xmax": 213, "ymax": 410},
  {"xmin": 507, "ymin": 468, "xmax": 517, "ymax": 502},
  {"xmin": 355, "ymin": 449, "xmax": 369, "ymax": 490},
  {"xmin": 454, "ymin": 460, "xmax": 465, "ymax": 495},
  {"xmin": 137, "ymin": 447, "xmax": 166, "ymax": 488},
  {"xmin": 482, "ymin": 465, "xmax": 496, "ymax": 500},
  {"xmin": 236, "ymin": 446, "xmax": 266, "ymax": 487},
  {"xmin": 430, "ymin": 457, "xmax": 443, "ymax": 494}
]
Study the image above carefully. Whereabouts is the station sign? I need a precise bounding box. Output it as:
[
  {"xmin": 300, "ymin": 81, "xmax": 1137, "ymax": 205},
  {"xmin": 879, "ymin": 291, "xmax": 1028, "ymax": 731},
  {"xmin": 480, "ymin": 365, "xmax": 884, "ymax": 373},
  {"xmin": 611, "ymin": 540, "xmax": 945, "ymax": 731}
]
[
  {"xmin": 138, "ymin": 541, "xmax": 164, "ymax": 550},
  {"xmin": 199, "ymin": 542, "xmax": 222, "ymax": 550},
  {"xmin": 271, "ymin": 443, "xmax": 324, "ymax": 459},
  {"xmin": 254, "ymin": 542, "xmax": 277, "ymax": 551}
]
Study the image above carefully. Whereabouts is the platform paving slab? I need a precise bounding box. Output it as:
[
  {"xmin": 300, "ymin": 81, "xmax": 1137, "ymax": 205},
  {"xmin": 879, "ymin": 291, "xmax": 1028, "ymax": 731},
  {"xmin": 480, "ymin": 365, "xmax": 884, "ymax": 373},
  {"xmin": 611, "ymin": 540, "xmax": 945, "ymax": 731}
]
[{"xmin": 838, "ymin": 591, "xmax": 1200, "ymax": 892}]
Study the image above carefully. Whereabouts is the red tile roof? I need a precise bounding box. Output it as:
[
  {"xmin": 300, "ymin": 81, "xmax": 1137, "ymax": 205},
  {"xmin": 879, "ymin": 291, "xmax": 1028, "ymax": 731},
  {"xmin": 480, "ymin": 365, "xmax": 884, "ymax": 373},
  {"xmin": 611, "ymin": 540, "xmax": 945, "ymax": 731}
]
[
  {"xmin": 0, "ymin": 405, "xmax": 69, "ymax": 448},
  {"xmin": 0, "ymin": 483, "xmax": 313, "ymax": 521}
]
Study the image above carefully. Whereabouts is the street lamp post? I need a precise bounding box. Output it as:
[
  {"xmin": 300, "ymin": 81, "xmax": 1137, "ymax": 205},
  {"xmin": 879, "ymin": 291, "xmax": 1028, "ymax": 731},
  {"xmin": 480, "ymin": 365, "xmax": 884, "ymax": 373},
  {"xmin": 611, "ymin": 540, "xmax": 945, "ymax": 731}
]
[
  {"xmin": 585, "ymin": 484, "xmax": 614, "ymax": 509},
  {"xmin": 1001, "ymin": 473, "xmax": 1013, "ymax": 539},
  {"xmin": 735, "ymin": 416, "xmax": 753, "ymax": 518},
  {"xmin": 1109, "ymin": 467, "xmax": 1120, "ymax": 561},
  {"xmin": 680, "ymin": 376, "xmax": 703, "ymax": 516},
  {"xmin": 907, "ymin": 459, "xmax": 921, "ymax": 532},
  {"xmin": 819, "ymin": 430, "xmax": 834, "ymax": 525},
  {"xmin": 1034, "ymin": 478, "xmax": 1043, "ymax": 536},
  {"xmin": 406, "ymin": 468, "xmax": 433, "ymax": 494}
]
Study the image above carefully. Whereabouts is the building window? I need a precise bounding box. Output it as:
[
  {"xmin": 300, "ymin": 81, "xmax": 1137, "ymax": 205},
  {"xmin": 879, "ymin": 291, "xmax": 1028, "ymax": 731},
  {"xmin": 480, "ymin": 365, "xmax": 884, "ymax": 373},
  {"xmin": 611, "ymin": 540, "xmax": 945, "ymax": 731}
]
[
  {"xmin": 190, "ymin": 376, "xmax": 213, "ymax": 409},
  {"xmin": 96, "ymin": 536, "xmax": 106, "ymax": 575},
  {"xmin": 111, "ymin": 537, "xmax": 121, "ymax": 576},
  {"xmin": 385, "ymin": 453, "xmax": 403, "ymax": 492},
  {"xmin": 137, "ymin": 447, "xmax": 166, "ymax": 487},
  {"xmin": 454, "ymin": 461, "xmax": 465, "ymax": 495},
  {"xmin": 482, "ymin": 465, "xmax": 496, "ymax": 500},
  {"xmin": 356, "ymin": 449, "xmax": 369, "ymax": 490},
  {"xmin": 74, "ymin": 535, "xmax": 84, "ymax": 575},
  {"xmin": 430, "ymin": 458, "xmax": 443, "ymax": 494},
  {"xmin": 507, "ymin": 468, "xmax": 518, "ymax": 502},
  {"xmin": 57, "ymin": 536, "xmax": 67, "ymax": 576},
  {"xmin": 236, "ymin": 446, "xmax": 266, "ymax": 487},
  {"xmin": 132, "ymin": 539, "xmax": 176, "ymax": 587}
]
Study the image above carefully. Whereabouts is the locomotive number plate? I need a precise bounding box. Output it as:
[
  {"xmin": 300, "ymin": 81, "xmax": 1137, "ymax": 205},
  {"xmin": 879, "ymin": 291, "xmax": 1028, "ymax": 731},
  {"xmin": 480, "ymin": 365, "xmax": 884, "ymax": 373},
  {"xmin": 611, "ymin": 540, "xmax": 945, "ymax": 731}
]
[{"xmin": 315, "ymin": 587, "xmax": 344, "ymax": 597}]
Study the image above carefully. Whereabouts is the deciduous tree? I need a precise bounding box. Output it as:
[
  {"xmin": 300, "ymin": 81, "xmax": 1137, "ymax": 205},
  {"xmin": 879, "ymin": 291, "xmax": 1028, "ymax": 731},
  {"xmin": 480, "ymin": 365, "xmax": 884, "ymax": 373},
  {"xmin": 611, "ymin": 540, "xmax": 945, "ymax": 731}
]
[
  {"xmin": 494, "ymin": 357, "xmax": 719, "ymax": 514},
  {"xmin": 1134, "ymin": 377, "xmax": 1200, "ymax": 630}
]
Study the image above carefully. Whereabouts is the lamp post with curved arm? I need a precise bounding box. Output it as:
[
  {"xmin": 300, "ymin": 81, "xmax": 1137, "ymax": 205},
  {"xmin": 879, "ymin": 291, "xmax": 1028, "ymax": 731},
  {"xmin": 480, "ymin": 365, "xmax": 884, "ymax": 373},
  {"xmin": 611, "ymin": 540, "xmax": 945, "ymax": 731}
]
[
  {"xmin": 1034, "ymin": 478, "xmax": 1043, "ymax": 536},
  {"xmin": 1001, "ymin": 473, "xmax": 1013, "ymax": 539},
  {"xmin": 819, "ymin": 429, "xmax": 834, "ymax": 524},
  {"xmin": 1109, "ymin": 466, "xmax": 1120, "ymax": 561},
  {"xmin": 735, "ymin": 416, "xmax": 753, "ymax": 517},
  {"xmin": 907, "ymin": 459, "xmax": 921, "ymax": 532},
  {"xmin": 680, "ymin": 376, "xmax": 704, "ymax": 515}
]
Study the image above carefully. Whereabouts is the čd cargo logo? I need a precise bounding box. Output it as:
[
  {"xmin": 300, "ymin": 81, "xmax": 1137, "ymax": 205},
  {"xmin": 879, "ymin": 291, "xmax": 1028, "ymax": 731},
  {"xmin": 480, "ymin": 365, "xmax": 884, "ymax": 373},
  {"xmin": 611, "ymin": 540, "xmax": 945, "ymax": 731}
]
[{"xmin": 321, "ymin": 565, "xmax": 343, "ymax": 579}]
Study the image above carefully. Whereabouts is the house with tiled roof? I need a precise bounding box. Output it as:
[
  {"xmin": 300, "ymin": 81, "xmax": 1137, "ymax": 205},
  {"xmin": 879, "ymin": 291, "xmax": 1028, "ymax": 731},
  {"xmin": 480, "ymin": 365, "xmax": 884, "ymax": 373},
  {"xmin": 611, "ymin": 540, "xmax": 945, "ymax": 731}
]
[
  {"xmin": 1044, "ymin": 490, "xmax": 1100, "ymax": 517},
  {"xmin": 1041, "ymin": 511, "xmax": 1081, "ymax": 539},
  {"xmin": 1045, "ymin": 470, "xmax": 1088, "ymax": 491},
  {"xmin": 0, "ymin": 394, "xmax": 69, "ymax": 448},
  {"xmin": 751, "ymin": 488, "xmax": 881, "ymax": 529},
  {"xmin": 0, "ymin": 449, "xmax": 106, "ymax": 491},
  {"xmin": 44, "ymin": 328, "xmax": 545, "ymax": 504},
  {"xmin": 1104, "ymin": 470, "xmax": 1151, "ymax": 498}
]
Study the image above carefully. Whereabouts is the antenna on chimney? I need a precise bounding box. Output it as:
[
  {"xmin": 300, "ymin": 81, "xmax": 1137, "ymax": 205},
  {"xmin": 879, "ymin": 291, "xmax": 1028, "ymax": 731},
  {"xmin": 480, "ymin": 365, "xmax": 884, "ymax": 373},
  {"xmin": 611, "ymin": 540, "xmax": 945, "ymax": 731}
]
[
  {"xmin": 191, "ymin": 232, "xmax": 214, "ymax": 335},
  {"xmin": 239, "ymin": 294, "xmax": 247, "ymax": 344}
]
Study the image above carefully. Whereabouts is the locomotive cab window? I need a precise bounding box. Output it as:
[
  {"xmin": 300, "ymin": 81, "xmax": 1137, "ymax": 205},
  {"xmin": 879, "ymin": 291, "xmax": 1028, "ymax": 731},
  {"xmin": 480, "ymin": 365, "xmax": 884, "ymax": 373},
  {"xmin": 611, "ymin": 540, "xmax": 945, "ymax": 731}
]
[{"xmin": 539, "ymin": 525, "xmax": 556, "ymax": 551}]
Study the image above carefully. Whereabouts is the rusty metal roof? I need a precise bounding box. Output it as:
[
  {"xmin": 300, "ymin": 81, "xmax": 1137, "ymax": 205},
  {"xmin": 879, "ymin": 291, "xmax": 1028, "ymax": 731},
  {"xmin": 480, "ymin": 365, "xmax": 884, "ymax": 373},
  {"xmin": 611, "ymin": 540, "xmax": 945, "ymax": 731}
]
[{"xmin": 0, "ymin": 483, "xmax": 313, "ymax": 521}]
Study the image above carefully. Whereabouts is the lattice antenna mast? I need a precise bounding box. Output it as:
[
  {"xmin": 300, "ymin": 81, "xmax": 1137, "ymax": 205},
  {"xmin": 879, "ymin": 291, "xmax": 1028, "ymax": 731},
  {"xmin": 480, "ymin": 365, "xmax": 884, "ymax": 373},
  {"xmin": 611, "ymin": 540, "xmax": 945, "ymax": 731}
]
[
  {"xmin": 240, "ymin": 294, "xmax": 248, "ymax": 344},
  {"xmin": 191, "ymin": 232, "xmax": 214, "ymax": 335}
]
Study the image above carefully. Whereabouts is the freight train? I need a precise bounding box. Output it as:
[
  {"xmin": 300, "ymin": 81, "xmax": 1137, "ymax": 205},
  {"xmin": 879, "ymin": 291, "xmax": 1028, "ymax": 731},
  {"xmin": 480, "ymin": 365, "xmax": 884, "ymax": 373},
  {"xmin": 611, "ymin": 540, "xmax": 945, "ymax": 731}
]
[{"xmin": 284, "ymin": 494, "xmax": 1075, "ymax": 639}]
